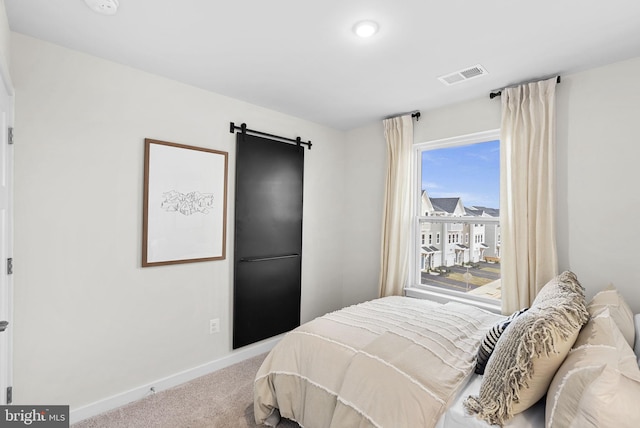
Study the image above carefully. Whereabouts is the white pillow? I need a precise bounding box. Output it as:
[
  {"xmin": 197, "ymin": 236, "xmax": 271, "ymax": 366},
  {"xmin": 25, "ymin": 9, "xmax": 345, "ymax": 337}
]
[
  {"xmin": 546, "ymin": 311, "xmax": 640, "ymax": 427},
  {"xmin": 587, "ymin": 284, "xmax": 635, "ymax": 347}
]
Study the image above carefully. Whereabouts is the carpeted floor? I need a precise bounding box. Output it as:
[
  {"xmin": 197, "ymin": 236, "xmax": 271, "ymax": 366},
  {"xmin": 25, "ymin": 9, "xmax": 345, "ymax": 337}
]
[{"xmin": 72, "ymin": 353, "xmax": 300, "ymax": 428}]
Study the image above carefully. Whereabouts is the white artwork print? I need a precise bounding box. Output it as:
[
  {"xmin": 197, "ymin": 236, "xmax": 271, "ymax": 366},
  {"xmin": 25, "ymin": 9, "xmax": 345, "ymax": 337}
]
[{"xmin": 145, "ymin": 141, "xmax": 227, "ymax": 264}]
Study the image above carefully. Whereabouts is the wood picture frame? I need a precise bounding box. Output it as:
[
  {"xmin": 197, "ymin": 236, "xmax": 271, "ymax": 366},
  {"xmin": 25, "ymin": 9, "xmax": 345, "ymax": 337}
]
[{"xmin": 142, "ymin": 138, "xmax": 228, "ymax": 267}]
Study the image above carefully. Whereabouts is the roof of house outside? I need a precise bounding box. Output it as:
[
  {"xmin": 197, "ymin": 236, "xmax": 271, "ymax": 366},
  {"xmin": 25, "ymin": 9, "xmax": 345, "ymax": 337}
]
[
  {"xmin": 430, "ymin": 197, "xmax": 462, "ymax": 214},
  {"xmin": 469, "ymin": 206, "xmax": 500, "ymax": 217},
  {"xmin": 422, "ymin": 190, "xmax": 499, "ymax": 218}
]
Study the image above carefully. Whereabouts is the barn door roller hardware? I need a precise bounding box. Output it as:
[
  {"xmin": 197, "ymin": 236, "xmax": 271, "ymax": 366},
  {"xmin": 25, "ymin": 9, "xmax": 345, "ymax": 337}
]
[{"xmin": 230, "ymin": 122, "xmax": 312, "ymax": 150}]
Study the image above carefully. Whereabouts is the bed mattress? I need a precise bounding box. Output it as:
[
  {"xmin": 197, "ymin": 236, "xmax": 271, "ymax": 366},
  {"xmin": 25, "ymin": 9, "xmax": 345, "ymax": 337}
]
[{"xmin": 254, "ymin": 296, "xmax": 506, "ymax": 428}]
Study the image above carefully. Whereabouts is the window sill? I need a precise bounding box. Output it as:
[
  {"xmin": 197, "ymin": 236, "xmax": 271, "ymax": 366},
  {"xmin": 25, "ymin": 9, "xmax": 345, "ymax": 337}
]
[{"xmin": 404, "ymin": 286, "xmax": 502, "ymax": 314}]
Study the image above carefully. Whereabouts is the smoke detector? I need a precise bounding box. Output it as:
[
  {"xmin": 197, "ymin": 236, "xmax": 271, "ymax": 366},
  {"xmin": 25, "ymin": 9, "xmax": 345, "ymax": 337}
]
[
  {"xmin": 84, "ymin": 0, "xmax": 119, "ymax": 15},
  {"xmin": 438, "ymin": 64, "xmax": 489, "ymax": 86}
]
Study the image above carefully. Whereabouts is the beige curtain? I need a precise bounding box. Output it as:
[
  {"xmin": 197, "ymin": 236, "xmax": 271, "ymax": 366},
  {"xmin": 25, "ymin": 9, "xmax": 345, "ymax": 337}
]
[
  {"xmin": 379, "ymin": 115, "xmax": 414, "ymax": 297},
  {"xmin": 500, "ymin": 77, "xmax": 558, "ymax": 313}
]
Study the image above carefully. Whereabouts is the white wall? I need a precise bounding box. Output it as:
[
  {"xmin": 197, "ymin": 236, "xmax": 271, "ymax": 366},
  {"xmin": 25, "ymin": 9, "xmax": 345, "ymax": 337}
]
[
  {"xmin": 0, "ymin": 0, "xmax": 10, "ymax": 91},
  {"xmin": 11, "ymin": 33, "xmax": 349, "ymax": 410},
  {"xmin": 556, "ymin": 57, "xmax": 640, "ymax": 308},
  {"xmin": 0, "ymin": 1, "xmax": 9, "ymax": 65},
  {"xmin": 340, "ymin": 122, "xmax": 387, "ymax": 304},
  {"xmin": 413, "ymin": 96, "xmax": 501, "ymax": 143},
  {"xmin": 344, "ymin": 57, "xmax": 640, "ymax": 313}
]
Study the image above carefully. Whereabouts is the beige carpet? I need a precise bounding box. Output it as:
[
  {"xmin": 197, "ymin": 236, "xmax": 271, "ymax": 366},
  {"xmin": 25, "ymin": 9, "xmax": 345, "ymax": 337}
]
[{"xmin": 73, "ymin": 353, "xmax": 300, "ymax": 428}]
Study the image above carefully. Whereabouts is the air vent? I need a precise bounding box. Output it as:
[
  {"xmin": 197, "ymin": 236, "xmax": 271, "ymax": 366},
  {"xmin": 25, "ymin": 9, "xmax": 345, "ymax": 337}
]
[{"xmin": 438, "ymin": 64, "xmax": 488, "ymax": 86}]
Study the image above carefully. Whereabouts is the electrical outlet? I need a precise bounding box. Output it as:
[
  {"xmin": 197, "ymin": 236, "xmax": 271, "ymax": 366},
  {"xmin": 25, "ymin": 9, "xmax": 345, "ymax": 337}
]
[{"xmin": 209, "ymin": 318, "xmax": 220, "ymax": 334}]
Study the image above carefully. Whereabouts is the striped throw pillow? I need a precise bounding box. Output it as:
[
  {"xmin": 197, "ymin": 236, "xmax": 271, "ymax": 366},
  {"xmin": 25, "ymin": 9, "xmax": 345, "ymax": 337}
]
[{"xmin": 475, "ymin": 308, "xmax": 528, "ymax": 375}]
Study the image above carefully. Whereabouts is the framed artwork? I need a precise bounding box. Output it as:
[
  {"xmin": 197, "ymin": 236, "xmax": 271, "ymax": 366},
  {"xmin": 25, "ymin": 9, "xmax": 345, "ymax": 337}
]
[{"xmin": 142, "ymin": 138, "xmax": 228, "ymax": 267}]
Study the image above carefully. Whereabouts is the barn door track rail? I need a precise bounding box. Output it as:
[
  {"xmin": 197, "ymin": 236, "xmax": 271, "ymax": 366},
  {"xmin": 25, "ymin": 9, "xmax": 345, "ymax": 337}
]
[{"xmin": 230, "ymin": 122, "xmax": 312, "ymax": 150}]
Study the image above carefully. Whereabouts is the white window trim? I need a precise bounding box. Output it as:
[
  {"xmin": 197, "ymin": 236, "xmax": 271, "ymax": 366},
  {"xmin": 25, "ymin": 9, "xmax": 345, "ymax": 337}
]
[
  {"xmin": 405, "ymin": 286, "xmax": 502, "ymax": 313},
  {"xmin": 408, "ymin": 129, "xmax": 501, "ymax": 312}
]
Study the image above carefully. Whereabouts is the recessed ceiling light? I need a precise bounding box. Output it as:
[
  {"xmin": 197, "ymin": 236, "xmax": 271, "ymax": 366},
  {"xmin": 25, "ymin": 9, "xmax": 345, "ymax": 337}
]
[
  {"xmin": 84, "ymin": 0, "xmax": 119, "ymax": 15},
  {"xmin": 353, "ymin": 21, "xmax": 379, "ymax": 38}
]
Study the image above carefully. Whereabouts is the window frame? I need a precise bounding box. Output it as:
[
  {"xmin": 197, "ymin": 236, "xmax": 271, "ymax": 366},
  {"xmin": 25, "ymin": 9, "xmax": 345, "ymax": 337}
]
[{"xmin": 408, "ymin": 129, "xmax": 501, "ymax": 311}]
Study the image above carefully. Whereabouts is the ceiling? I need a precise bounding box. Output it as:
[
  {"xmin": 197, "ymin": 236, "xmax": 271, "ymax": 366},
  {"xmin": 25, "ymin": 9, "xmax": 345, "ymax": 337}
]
[{"xmin": 6, "ymin": 0, "xmax": 640, "ymax": 130}]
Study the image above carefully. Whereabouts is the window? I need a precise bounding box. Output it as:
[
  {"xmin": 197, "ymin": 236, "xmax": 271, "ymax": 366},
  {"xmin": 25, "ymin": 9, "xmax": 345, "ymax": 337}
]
[{"xmin": 413, "ymin": 130, "xmax": 501, "ymax": 304}]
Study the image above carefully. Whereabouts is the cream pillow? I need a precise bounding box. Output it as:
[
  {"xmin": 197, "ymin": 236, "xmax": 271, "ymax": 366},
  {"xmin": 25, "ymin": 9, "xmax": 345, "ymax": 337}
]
[
  {"xmin": 573, "ymin": 311, "xmax": 634, "ymax": 353},
  {"xmin": 464, "ymin": 271, "xmax": 589, "ymax": 426},
  {"xmin": 587, "ymin": 284, "xmax": 635, "ymax": 347},
  {"xmin": 571, "ymin": 367, "xmax": 640, "ymax": 428},
  {"xmin": 546, "ymin": 311, "xmax": 640, "ymax": 427}
]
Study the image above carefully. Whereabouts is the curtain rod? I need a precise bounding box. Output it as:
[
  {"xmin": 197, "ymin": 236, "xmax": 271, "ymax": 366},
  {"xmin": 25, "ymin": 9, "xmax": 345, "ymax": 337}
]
[
  {"xmin": 489, "ymin": 75, "xmax": 561, "ymax": 99},
  {"xmin": 230, "ymin": 122, "xmax": 312, "ymax": 150},
  {"xmin": 385, "ymin": 110, "xmax": 421, "ymax": 121}
]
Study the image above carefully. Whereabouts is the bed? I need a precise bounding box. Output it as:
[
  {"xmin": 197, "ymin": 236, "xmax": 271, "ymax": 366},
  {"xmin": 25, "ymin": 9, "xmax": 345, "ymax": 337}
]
[{"xmin": 254, "ymin": 272, "xmax": 640, "ymax": 427}]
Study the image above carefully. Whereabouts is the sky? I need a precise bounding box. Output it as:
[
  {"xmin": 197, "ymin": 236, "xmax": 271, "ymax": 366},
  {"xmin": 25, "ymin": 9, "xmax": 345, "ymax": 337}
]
[{"xmin": 421, "ymin": 139, "xmax": 500, "ymax": 209}]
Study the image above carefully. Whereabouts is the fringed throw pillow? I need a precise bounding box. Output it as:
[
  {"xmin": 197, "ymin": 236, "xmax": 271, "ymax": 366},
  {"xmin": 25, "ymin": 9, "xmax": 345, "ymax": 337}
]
[
  {"xmin": 464, "ymin": 271, "xmax": 589, "ymax": 426},
  {"xmin": 475, "ymin": 308, "xmax": 528, "ymax": 375}
]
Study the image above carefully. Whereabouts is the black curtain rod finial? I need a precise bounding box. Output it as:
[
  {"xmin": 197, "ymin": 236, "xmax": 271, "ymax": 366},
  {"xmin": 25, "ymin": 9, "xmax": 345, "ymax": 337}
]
[{"xmin": 385, "ymin": 110, "xmax": 421, "ymax": 121}]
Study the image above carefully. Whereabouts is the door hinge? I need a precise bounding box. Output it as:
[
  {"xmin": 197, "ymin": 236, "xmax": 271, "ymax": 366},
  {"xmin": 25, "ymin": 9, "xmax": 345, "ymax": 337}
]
[
  {"xmin": 7, "ymin": 258, "xmax": 12, "ymax": 275},
  {"xmin": 8, "ymin": 127, "xmax": 13, "ymax": 145},
  {"xmin": 6, "ymin": 387, "xmax": 12, "ymax": 404}
]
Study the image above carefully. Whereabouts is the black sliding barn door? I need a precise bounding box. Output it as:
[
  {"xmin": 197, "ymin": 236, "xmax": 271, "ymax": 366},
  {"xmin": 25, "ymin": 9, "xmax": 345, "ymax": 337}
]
[{"xmin": 233, "ymin": 132, "xmax": 304, "ymax": 349}]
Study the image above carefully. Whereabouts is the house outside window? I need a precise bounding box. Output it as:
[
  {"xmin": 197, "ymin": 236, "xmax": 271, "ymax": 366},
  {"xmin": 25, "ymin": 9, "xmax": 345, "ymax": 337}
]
[{"xmin": 413, "ymin": 130, "xmax": 501, "ymax": 304}]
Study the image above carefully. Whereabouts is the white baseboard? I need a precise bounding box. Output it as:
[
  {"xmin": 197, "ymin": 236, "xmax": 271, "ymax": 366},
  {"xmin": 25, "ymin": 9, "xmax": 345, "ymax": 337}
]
[{"xmin": 70, "ymin": 336, "xmax": 282, "ymax": 424}]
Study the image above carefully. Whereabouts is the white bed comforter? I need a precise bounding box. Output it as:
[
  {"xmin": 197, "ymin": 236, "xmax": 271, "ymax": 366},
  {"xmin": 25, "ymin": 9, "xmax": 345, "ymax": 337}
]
[{"xmin": 254, "ymin": 296, "xmax": 503, "ymax": 428}]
